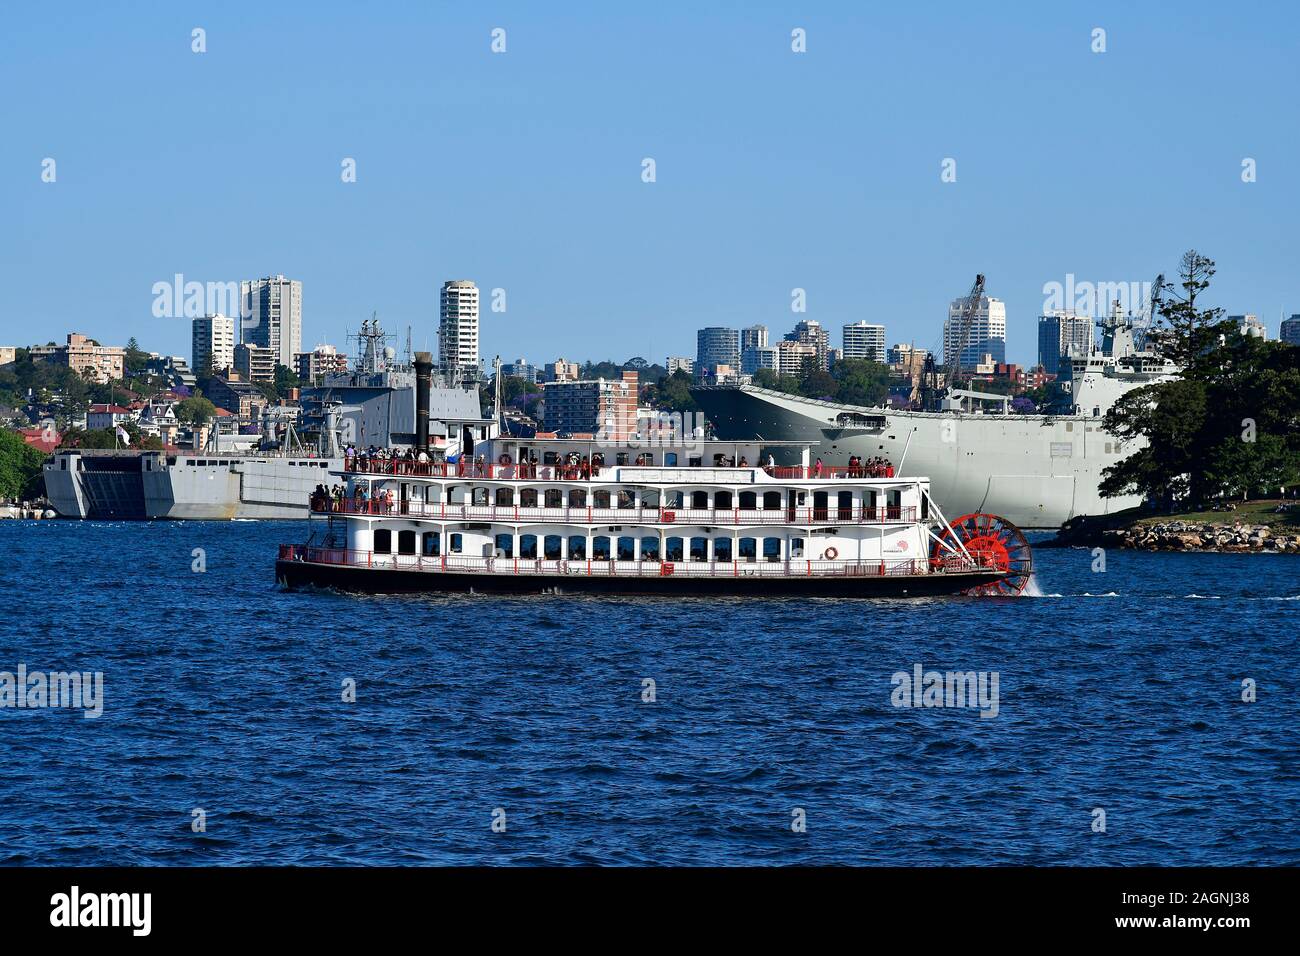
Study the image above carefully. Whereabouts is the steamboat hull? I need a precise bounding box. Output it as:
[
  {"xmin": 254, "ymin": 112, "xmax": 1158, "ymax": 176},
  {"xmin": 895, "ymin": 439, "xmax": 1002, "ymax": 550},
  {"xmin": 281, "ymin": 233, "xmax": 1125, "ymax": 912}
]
[{"xmin": 275, "ymin": 558, "xmax": 1004, "ymax": 598}]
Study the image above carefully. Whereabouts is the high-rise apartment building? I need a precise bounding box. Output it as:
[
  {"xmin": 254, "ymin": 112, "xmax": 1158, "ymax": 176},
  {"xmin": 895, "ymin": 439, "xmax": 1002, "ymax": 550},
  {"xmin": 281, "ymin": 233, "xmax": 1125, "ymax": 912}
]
[
  {"xmin": 1037, "ymin": 310, "xmax": 1093, "ymax": 376},
  {"xmin": 241, "ymin": 275, "xmax": 302, "ymax": 368},
  {"xmin": 785, "ymin": 320, "xmax": 830, "ymax": 369},
  {"xmin": 439, "ymin": 280, "xmax": 481, "ymax": 382},
  {"xmin": 842, "ymin": 322, "xmax": 887, "ymax": 363},
  {"xmin": 696, "ymin": 327, "xmax": 740, "ymax": 372},
  {"xmin": 945, "ymin": 292, "xmax": 1006, "ymax": 371},
  {"xmin": 192, "ymin": 313, "xmax": 236, "ymax": 377}
]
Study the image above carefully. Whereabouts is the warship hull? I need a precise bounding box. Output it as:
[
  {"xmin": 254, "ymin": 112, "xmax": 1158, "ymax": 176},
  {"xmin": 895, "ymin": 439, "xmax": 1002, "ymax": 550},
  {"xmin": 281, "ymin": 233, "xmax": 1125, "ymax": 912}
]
[{"xmin": 692, "ymin": 385, "xmax": 1141, "ymax": 529}]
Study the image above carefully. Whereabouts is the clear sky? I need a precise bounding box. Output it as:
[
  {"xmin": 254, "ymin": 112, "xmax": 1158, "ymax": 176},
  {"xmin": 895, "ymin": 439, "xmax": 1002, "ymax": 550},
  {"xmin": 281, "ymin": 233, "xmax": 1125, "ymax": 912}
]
[{"xmin": 4, "ymin": 1, "xmax": 1297, "ymax": 367}]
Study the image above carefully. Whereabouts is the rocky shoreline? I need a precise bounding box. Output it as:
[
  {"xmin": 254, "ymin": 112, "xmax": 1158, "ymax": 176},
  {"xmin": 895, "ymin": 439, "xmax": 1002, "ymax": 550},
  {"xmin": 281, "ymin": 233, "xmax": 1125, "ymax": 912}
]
[{"xmin": 1053, "ymin": 514, "xmax": 1300, "ymax": 553}]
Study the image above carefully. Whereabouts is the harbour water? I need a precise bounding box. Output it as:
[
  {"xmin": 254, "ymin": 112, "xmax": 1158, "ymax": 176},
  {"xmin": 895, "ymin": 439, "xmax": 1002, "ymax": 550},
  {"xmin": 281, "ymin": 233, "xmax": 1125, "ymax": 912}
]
[{"xmin": 1, "ymin": 520, "xmax": 1296, "ymax": 865}]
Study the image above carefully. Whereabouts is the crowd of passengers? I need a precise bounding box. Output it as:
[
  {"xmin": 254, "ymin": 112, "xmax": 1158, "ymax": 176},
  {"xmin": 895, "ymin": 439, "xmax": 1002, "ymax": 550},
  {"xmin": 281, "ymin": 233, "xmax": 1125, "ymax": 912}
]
[
  {"xmin": 310, "ymin": 482, "xmax": 393, "ymax": 513},
  {"xmin": 343, "ymin": 445, "xmax": 894, "ymax": 480}
]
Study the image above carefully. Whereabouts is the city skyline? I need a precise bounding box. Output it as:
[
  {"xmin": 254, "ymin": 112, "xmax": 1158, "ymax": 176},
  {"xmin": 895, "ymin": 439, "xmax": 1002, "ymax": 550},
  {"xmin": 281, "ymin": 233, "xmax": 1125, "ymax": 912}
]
[{"xmin": 5, "ymin": 3, "xmax": 1298, "ymax": 367}]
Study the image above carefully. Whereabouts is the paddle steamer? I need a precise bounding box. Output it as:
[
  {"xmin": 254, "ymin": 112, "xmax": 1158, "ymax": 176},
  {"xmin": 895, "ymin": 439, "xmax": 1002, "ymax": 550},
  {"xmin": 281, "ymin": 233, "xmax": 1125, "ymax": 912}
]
[{"xmin": 276, "ymin": 437, "xmax": 1033, "ymax": 598}]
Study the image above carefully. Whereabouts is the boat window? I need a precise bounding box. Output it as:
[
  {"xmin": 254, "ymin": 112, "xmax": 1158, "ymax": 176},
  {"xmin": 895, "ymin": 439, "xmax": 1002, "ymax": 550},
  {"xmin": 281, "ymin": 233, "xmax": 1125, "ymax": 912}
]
[
  {"xmin": 616, "ymin": 536, "xmax": 635, "ymax": 560},
  {"xmin": 790, "ymin": 537, "xmax": 805, "ymax": 558},
  {"xmin": 616, "ymin": 453, "xmax": 629, "ymax": 466},
  {"xmin": 543, "ymin": 535, "xmax": 563, "ymax": 560},
  {"xmin": 398, "ymin": 530, "xmax": 416, "ymax": 555},
  {"xmin": 640, "ymin": 536, "xmax": 660, "ymax": 560},
  {"xmin": 762, "ymin": 491, "xmax": 782, "ymax": 510},
  {"xmin": 472, "ymin": 487, "xmax": 489, "ymax": 506},
  {"xmin": 422, "ymin": 532, "xmax": 440, "ymax": 556},
  {"xmin": 665, "ymin": 491, "xmax": 683, "ymax": 508},
  {"xmin": 763, "ymin": 537, "xmax": 782, "ymax": 562},
  {"xmin": 688, "ymin": 457, "xmax": 702, "ymax": 467},
  {"xmin": 713, "ymin": 538, "xmax": 732, "ymax": 562},
  {"xmin": 715, "ymin": 490, "xmax": 732, "ymax": 509},
  {"xmin": 689, "ymin": 537, "xmax": 708, "ymax": 561},
  {"xmin": 739, "ymin": 491, "xmax": 757, "ymax": 510},
  {"xmin": 449, "ymin": 534, "xmax": 462, "ymax": 553},
  {"xmin": 567, "ymin": 536, "xmax": 586, "ymax": 559},
  {"xmin": 569, "ymin": 489, "xmax": 586, "ymax": 507},
  {"xmin": 593, "ymin": 536, "xmax": 611, "ymax": 560},
  {"xmin": 738, "ymin": 537, "xmax": 757, "ymax": 561},
  {"xmin": 691, "ymin": 491, "xmax": 709, "ymax": 509},
  {"xmin": 665, "ymin": 536, "xmax": 684, "ymax": 561},
  {"xmin": 665, "ymin": 453, "xmax": 678, "ymax": 466},
  {"xmin": 495, "ymin": 488, "xmax": 514, "ymax": 507},
  {"xmin": 495, "ymin": 533, "xmax": 513, "ymax": 558},
  {"xmin": 544, "ymin": 489, "xmax": 563, "ymax": 509},
  {"xmin": 374, "ymin": 529, "xmax": 392, "ymax": 553},
  {"xmin": 543, "ymin": 452, "xmax": 559, "ymax": 465},
  {"xmin": 521, "ymin": 489, "xmax": 538, "ymax": 507},
  {"xmin": 641, "ymin": 490, "xmax": 659, "ymax": 508},
  {"xmin": 593, "ymin": 490, "xmax": 611, "ymax": 508},
  {"xmin": 520, "ymin": 534, "xmax": 538, "ymax": 559}
]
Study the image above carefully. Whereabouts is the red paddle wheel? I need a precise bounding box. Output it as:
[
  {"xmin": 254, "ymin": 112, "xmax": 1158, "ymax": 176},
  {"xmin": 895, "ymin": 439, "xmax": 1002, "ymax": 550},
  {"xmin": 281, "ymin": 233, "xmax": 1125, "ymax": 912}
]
[{"xmin": 930, "ymin": 512, "xmax": 1034, "ymax": 596}]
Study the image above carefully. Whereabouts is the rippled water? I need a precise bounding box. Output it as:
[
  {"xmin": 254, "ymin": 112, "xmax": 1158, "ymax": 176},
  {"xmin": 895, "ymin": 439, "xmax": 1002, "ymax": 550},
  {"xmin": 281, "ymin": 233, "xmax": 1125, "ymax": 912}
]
[{"xmin": 1, "ymin": 520, "xmax": 1296, "ymax": 865}]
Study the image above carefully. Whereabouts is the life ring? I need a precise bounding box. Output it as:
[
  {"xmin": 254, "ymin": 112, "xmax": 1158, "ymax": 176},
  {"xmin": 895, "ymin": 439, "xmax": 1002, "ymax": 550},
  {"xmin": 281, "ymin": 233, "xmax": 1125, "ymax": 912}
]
[
  {"xmin": 824, "ymin": 546, "xmax": 839, "ymax": 560},
  {"xmin": 498, "ymin": 453, "xmax": 512, "ymax": 465}
]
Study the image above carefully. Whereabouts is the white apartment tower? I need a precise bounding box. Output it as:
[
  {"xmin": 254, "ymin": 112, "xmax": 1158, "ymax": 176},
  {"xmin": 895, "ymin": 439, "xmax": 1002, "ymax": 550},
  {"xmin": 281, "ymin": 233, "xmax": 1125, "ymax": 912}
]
[
  {"xmin": 944, "ymin": 294, "xmax": 1007, "ymax": 371},
  {"xmin": 439, "ymin": 280, "xmax": 481, "ymax": 382},
  {"xmin": 842, "ymin": 322, "xmax": 887, "ymax": 363},
  {"xmin": 241, "ymin": 275, "xmax": 303, "ymax": 368},
  {"xmin": 192, "ymin": 313, "xmax": 236, "ymax": 376}
]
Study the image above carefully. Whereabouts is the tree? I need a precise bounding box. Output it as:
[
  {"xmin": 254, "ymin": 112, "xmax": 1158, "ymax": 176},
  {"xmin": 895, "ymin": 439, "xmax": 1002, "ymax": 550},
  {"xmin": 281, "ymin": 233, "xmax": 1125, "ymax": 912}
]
[
  {"xmin": 831, "ymin": 358, "xmax": 890, "ymax": 407},
  {"xmin": 175, "ymin": 395, "xmax": 217, "ymax": 424},
  {"xmin": 1147, "ymin": 250, "xmax": 1228, "ymax": 367},
  {"xmin": 0, "ymin": 430, "xmax": 47, "ymax": 500},
  {"xmin": 654, "ymin": 369, "xmax": 699, "ymax": 413},
  {"xmin": 124, "ymin": 336, "xmax": 149, "ymax": 375},
  {"xmin": 798, "ymin": 358, "xmax": 837, "ymax": 400}
]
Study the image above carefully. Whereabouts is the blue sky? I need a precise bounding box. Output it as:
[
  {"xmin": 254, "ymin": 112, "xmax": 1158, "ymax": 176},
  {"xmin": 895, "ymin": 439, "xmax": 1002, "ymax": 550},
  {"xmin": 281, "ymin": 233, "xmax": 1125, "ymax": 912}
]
[{"xmin": 3, "ymin": 1, "xmax": 1297, "ymax": 367}]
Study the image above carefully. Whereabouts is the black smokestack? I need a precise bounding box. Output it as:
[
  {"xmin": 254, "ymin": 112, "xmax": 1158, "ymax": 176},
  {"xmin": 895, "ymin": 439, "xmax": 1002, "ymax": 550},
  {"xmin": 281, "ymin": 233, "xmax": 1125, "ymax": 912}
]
[{"xmin": 414, "ymin": 351, "xmax": 433, "ymax": 450}]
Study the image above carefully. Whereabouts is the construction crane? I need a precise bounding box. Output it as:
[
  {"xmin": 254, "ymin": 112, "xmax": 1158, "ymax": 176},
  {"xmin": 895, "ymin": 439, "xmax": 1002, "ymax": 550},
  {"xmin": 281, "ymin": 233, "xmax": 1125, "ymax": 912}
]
[
  {"xmin": 945, "ymin": 273, "xmax": 986, "ymax": 386},
  {"xmin": 1137, "ymin": 273, "xmax": 1164, "ymax": 350}
]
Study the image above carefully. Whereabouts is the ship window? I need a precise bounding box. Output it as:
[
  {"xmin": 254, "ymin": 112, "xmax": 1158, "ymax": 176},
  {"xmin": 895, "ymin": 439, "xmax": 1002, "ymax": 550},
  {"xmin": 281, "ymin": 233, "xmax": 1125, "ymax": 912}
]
[
  {"xmin": 714, "ymin": 538, "xmax": 732, "ymax": 562},
  {"xmin": 641, "ymin": 490, "xmax": 659, "ymax": 508},
  {"xmin": 665, "ymin": 491, "xmax": 683, "ymax": 508},
  {"xmin": 544, "ymin": 489, "xmax": 563, "ymax": 509},
  {"xmin": 520, "ymin": 534, "xmax": 538, "ymax": 558},
  {"xmin": 665, "ymin": 453, "xmax": 678, "ymax": 466},
  {"xmin": 422, "ymin": 532, "xmax": 440, "ymax": 556},
  {"xmin": 495, "ymin": 533, "xmax": 513, "ymax": 558},
  {"xmin": 763, "ymin": 537, "xmax": 782, "ymax": 562},
  {"xmin": 398, "ymin": 530, "xmax": 416, "ymax": 555},
  {"xmin": 616, "ymin": 453, "xmax": 629, "ymax": 466},
  {"xmin": 665, "ymin": 536, "xmax": 684, "ymax": 561},
  {"xmin": 543, "ymin": 452, "xmax": 559, "ymax": 465},
  {"xmin": 495, "ymin": 488, "xmax": 514, "ymax": 506},
  {"xmin": 715, "ymin": 490, "xmax": 732, "ymax": 509},
  {"xmin": 373, "ymin": 529, "xmax": 392, "ymax": 553},
  {"xmin": 691, "ymin": 490, "xmax": 709, "ymax": 509},
  {"xmin": 569, "ymin": 489, "xmax": 586, "ymax": 507},
  {"xmin": 738, "ymin": 537, "xmax": 757, "ymax": 561},
  {"xmin": 640, "ymin": 536, "xmax": 660, "ymax": 560},
  {"xmin": 450, "ymin": 533, "xmax": 463, "ymax": 554},
  {"xmin": 689, "ymin": 537, "xmax": 708, "ymax": 561},
  {"xmin": 739, "ymin": 491, "xmax": 757, "ymax": 509},
  {"xmin": 593, "ymin": 490, "xmax": 611, "ymax": 508},
  {"xmin": 568, "ymin": 536, "xmax": 586, "ymax": 559},
  {"xmin": 790, "ymin": 537, "xmax": 805, "ymax": 558},
  {"xmin": 762, "ymin": 491, "xmax": 782, "ymax": 510},
  {"xmin": 593, "ymin": 536, "xmax": 611, "ymax": 560},
  {"xmin": 543, "ymin": 535, "xmax": 562, "ymax": 559},
  {"xmin": 472, "ymin": 487, "xmax": 489, "ymax": 506},
  {"xmin": 616, "ymin": 536, "xmax": 635, "ymax": 560},
  {"xmin": 521, "ymin": 489, "xmax": 538, "ymax": 507}
]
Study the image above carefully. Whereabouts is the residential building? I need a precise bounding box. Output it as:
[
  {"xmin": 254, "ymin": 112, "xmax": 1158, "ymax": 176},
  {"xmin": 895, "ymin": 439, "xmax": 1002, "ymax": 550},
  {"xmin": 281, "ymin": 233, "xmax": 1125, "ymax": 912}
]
[
  {"xmin": 1281, "ymin": 314, "xmax": 1300, "ymax": 346},
  {"xmin": 234, "ymin": 343, "xmax": 276, "ymax": 383},
  {"xmin": 785, "ymin": 320, "xmax": 830, "ymax": 369},
  {"xmin": 0, "ymin": 347, "xmax": 16, "ymax": 366},
  {"xmin": 543, "ymin": 358, "xmax": 580, "ymax": 383},
  {"xmin": 30, "ymin": 333, "xmax": 127, "ymax": 383},
  {"xmin": 842, "ymin": 322, "xmax": 886, "ymax": 363},
  {"xmin": 1037, "ymin": 310, "xmax": 1093, "ymax": 376},
  {"xmin": 775, "ymin": 339, "xmax": 818, "ymax": 376},
  {"xmin": 87, "ymin": 404, "xmax": 134, "ymax": 431},
  {"xmin": 145, "ymin": 353, "xmax": 197, "ymax": 389},
  {"xmin": 696, "ymin": 327, "xmax": 740, "ymax": 375},
  {"xmin": 500, "ymin": 358, "xmax": 538, "ymax": 383},
  {"xmin": 192, "ymin": 313, "xmax": 236, "ymax": 376},
  {"xmin": 295, "ymin": 344, "xmax": 349, "ymax": 383},
  {"xmin": 439, "ymin": 280, "xmax": 481, "ymax": 383},
  {"xmin": 542, "ymin": 371, "xmax": 638, "ymax": 441},
  {"xmin": 205, "ymin": 376, "xmax": 268, "ymax": 421},
  {"xmin": 665, "ymin": 356, "xmax": 694, "ymax": 376},
  {"xmin": 740, "ymin": 325, "xmax": 768, "ymax": 352},
  {"xmin": 241, "ymin": 275, "xmax": 303, "ymax": 368},
  {"xmin": 944, "ymin": 293, "xmax": 1007, "ymax": 371},
  {"xmin": 742, "ymin": 345, "xmax": 779, "ymax": 376}
]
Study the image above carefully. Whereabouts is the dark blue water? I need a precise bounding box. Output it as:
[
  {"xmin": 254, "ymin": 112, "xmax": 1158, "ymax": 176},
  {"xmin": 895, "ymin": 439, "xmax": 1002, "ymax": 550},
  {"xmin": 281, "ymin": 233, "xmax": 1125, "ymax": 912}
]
[{"xmin": 1, "ymin": 520, "xmax": 1296, "ymax": 865}]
